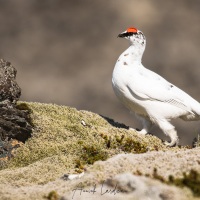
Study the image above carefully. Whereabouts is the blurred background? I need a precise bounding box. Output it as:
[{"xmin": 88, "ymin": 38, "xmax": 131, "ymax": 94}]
[{"xmin": 0, "ymin": 0, "xmax": 200, "ymax": 145}]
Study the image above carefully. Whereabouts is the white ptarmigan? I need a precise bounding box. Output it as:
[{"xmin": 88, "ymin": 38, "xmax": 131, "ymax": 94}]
[{"xmin": 112, "ymin": 27, "xmax": 200, "ymax": 146}]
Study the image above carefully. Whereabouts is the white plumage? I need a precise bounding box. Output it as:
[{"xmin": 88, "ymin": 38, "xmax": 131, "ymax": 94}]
[{"xmin": 112, "ymin": 27, "xmax": 200, "ymax": 146}]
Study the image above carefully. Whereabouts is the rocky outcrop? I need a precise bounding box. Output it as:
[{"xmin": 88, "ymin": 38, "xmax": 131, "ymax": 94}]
[
  {"xmin": 0, "ymin": 59, "xmax": 32, "ymax": 159},
  {"xmin": 0, "ymin": 59, "xmax": 21, "ymax": 104}
]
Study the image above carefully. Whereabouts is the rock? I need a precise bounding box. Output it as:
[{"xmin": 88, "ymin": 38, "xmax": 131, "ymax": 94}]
[
  {"xmin": 0, "ymin": 59, "xmax": 21, "ymax": 104},
  {"xmin": 0, "ymin": 103, "xmax": 32, "ymax": 143},
  {"xmin": 0, "ymin": 59, "xmax": 32, "ymax": 159}
]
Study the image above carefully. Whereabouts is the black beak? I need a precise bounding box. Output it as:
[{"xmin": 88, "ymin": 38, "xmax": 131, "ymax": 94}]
[
  {"xmin": 118, "ymin": 33, "xmax": 125, "ymax": 38},
  {"xmin": 117, "ymin": 32, "xmax": 137, "ymax": 38}
]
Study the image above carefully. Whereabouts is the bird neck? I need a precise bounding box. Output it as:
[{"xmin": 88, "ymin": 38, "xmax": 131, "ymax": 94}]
[{"xmin": 125, "ymin": 43, "xmax": 145, "ymax": 63}]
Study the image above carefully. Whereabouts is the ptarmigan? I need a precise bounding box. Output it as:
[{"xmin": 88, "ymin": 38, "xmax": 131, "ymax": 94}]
[{"xmin": 112, "ymin": 27, "xmax": 200, "ymax": 146}]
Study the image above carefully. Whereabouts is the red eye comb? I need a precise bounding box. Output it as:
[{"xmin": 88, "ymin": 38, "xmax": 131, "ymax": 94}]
[{"xmin": 127, "ymin": 27, "xmax": 138, "ymax": 33}]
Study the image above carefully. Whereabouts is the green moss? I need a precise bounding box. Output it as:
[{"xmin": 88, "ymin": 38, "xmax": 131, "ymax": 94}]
[
  {"xmin": 16, "ymin": 102, "xmax": 33, "ymax": 113},
  {"xmin": 151, "ymin": 168, "xmax": 200, "ymax": 197},
  {"xmin": 168, "ymin": 169, "xmax": 200, "ymax": 197},
  {"xmin": 80, "ymin": 144, "xmax": 109, "ymax": 165},
  {"xmin": 45, "ymin": 190, "xmax": 59, "ymax": 200},
  {"xmin": 121, "ymin": 137, "xmax": 147, "ymax": 153},
  {"xmin": 100, "ymin": 133, "xmax": 147, "ymax": 153},
  {"xmin": 16, "ymin": 102, "xmax": 35, "ymax": 128},
  {"xmin": 152, "ymin": 168, "xmax": 165, "ymax": 183}
]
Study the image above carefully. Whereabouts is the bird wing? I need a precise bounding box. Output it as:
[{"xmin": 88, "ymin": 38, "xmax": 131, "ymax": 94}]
[{"xmin": 127, "ymin": 67, "xmax": 197, "ymax": 114}]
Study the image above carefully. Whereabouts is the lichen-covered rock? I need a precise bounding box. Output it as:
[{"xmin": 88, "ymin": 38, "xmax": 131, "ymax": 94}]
[{"xmin": 0, "ymin": 59, "xmax": 21, "ymax": 104}]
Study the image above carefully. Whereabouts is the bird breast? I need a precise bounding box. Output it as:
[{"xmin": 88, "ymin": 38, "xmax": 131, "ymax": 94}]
[{"xmin": 112, "ymin": 64, "xmax": 147, "ymax": 116}]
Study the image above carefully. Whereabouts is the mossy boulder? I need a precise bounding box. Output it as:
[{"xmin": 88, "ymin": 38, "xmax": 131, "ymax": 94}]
[
  {"xmin": 0, "ymin": 101, "xmax": 193, "ymax": 200},
  {"xmin": 4, "ymin": 101, "xmax": 169, "ymax": 171}
]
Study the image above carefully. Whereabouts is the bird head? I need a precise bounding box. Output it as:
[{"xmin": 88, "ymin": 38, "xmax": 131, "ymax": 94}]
[{"xmin": 118, "ymin": 27, "xmax": 146, "ymax": 46}]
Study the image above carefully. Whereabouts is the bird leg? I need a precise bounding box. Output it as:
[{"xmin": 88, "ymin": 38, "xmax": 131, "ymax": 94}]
[
  {"xmin": 164, "ymin": 129, "xmax": 179, "ymax": 147},
  {"xmin": 135, "ymin": 115, "xmax": 152, "ymax": 135},
  {"xmin": 156, "ymin": 119, "xmax": 179, "ymax": 147}
]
